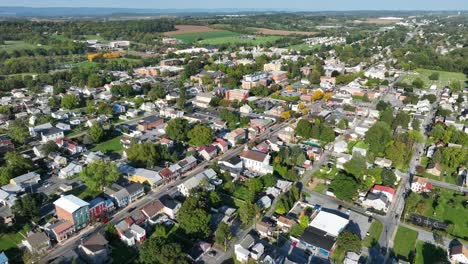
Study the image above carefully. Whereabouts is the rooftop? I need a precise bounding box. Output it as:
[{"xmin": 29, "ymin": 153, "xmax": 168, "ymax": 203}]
[
  {"xmin": 309, "ymin": 211, "xmax": 349, "ymax": 237},
  {"xmin": 54, "ymin": 194, "xmax": 89, "ymax": 213}
]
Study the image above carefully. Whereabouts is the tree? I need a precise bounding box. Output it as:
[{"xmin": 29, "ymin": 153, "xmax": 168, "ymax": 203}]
[
  {"xmin": 61, "ymin": 94, "xmax": 79, "ymax": 109},
  {"xmin": 337, "ymin": 119, "xmax": 348, "ymax": 130},
  {"xmin": 412, "ymin": 77, "xmax": 424, "ymax": 89},
  {"xmin": 41, "ymin": 140, "xmax": 59, "ymax": 156},
  {"xmin": 379, "ymin": 108, "xmax": 394, "ymax": 127},
  {"xmin": 449, "ymin": 81, "xmax": 462, "ymax": 92},
  {"xmin": 177, "ymin": 195, "xmax": 211, "ymax": 239},
  {"xmin": 239, "ymin": 201, "xmax": 257, "ymax": 226},
  {"xmin": 428, "ymin": 72, "xmax": 439, "ymax": 81},
  {"xmin": 80, "ymin": 160, "xmax": 120, "ymax": 192},
  {"xmin": 381, "ymin": 169, "xmax": 397, "ymax": 187},
  {"xmin": 147, "ymin": 84, "xmax": 166, "ymax": 100},
  {"xmin": 344, "ymin": 153, "xmax": 367, "ymax": 180},
  {"xmin": 187, "ymin": 125, "xmax": 213, "ymax": 147},
  {"xmin": 393, "ymin": 111, "xmax": 411, "ymax": 129},
  {"xmin": 0, "ymin": 151, "xmax": 35, "ymax": 185},
  {"xmin": 376, "ymin": 100, "xmax": 390, "ymax": 111},
  {"xmin": 430, "ymin": 124, "xmax": 445, "ymax": 141},
  {"xmin": 215, "ymin": 222, "xmax": 232, "ymax": 251},
  {"xmin": 127, "ymin": 142, "xmax": 173, "ymax": 168},
  {"xmin": 165, "ymin": 118, "xmax": 189, "ymax": 141},
  {"xmin": 261, "ymin": 173, "xmax": 277, "ymax": 188},
  {"xmin": 365, "ymin": 122, "xmax": 392, "ymax": 155},
  {"xmin": 338, "ymin": 230, "xmax": 362, "ymax": 253},
  {"xmin": 411, "ymin": 119, "xmax": 421, "ymax": 131},
  {"xmin": 329, "ymin": 173, "xmax": 359, "ymax": 201},
  {"xmin": 385, "ymin": 141, "xmax": 408, "ymax": 169},
  {"xmin": 295, "ymin": 119, "xmax": 313, "ymax": 138},
  {"xmin": 139, "ymin": 237, "xmax": 189, "ymax": 264},
  {"xmin": 6, "ymin": 119, "xmax": 30, "ymax": 144},
  {"xmin": 209, "ymin": 192, "xmax": 222, "ymax": 208},
  {"xmin": 89, "ymin": 122, "xmax": 105, "ymax": 143},
  {"xmin": 12, "ymin": 193, "xmax": 43, "ymax": 222}
]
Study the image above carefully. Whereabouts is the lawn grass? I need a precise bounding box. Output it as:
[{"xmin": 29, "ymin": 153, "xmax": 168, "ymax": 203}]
[
  {"xmin": 288, "ymin": 43, "xmax": 321, "ymax": 51},
  {"xmin": 173, "ymin": 31, "xmax": 240, "ymax": 44},
  {"xmin": 0, "ymin": 40, "xmax": 50, "ymax": 52},
  {"xmin": 91, "ymin": 136, "xmax": 124, "ymax": 154},
  {"xmin": 404, "ymin": 187, "xmax": 467, "ymax": 239},
  {"xmin": 313, "ymin": 183, "xmax": 328, "ymax": 194},
  {"xmin": 393, "ymin": 226, "xmax": 418, "ymax": 261},
  {"xmin": 362, "ymin": 220, "xmax": 383, "ymax": 248},
  {"xmin": 232, "ymin": 185, "xmax": 250, "ymax": 201},
  {"xmin": 109, "ymin": 239, "xmax": 135, "ymax": 263},
  {"xmin": 402, "ymin": 68, "xmax": 466, "ymax": 89},
  {"xmin": 199, "ymin": 35, "xmax": 282, "ymax": 46},
  {"xmin": 0, "ymin": 232, "xmax": 23, "ymax": 251},
  {"xmin": 414, "ymin": 241, "xmax": 449, "ymax": 264}
]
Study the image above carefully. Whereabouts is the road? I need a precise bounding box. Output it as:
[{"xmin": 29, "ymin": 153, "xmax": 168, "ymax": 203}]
[
  {"xmin": 45, "ymin": 120, "xmax": 289, "ymax": 263},
  {"xmin": 426, "ymin": 178, "xmax": 466, "ymax": 193},
  {"xmin": 400, "ymin": 223, "xmax": 466, "ymax": 249}
]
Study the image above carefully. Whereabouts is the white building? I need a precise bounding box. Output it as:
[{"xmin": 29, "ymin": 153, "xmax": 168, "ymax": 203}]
[
  {"xmin": 239, "ymin": 149, "xmax": 273, "ymax": 175},
  {"xmin": 59, "ymin": 162, "xmax": 83, "ymax": 179},
  {"xmin": 309, "ymin": 211, "xmax": 349, "ymax": 237},
  {"xmin": 177, "ymin": 169, "xmax": 217, "ymax": 197}
]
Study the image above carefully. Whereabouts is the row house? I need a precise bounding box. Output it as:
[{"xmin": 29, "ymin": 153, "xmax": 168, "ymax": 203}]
[
  {"xmin": 115, "ymin": 218, "xmax": 146, "ymax": 247},
  {"xmin": 105, "ymin": 183, "xmax": 145, "ymax": 208},
  {"xmin": 159, "ymin": 155, "xmax": 197, "ymax": 181},
  {"xmin": 54, "ymin": 195, "xmax": 90, "ymax": 231}
]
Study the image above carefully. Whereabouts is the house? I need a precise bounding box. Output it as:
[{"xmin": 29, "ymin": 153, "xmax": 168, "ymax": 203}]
[
  {"xmin": 276, "ymin": 216, "xmax": 296, "ymax": 232},
  {"xmin": 352, "ymin": 146, "xmax": 367, "ymax": 157},
  {"xmin": 9, "ymin": 172, "xmax": 41, "ymax": 192},
  {"xmin": 218, "ymin": 156, "xmax": 244, "ymax": 177},
  {"xmin": 137, "ymin": 115, "xmax": 164, "ymax": 131},
  {"xmin": 89, "ymin": 197, "xmax": 107, "ymax": 221},
  {"xmin": 239, "ymin": 149, "xmax": 273, "ymax": 175},
  {"xmin": 115, "ymin": 219, "xmax": 146, "ymax": 246},
  {"xmin": 226, "ymin": 128, "xmax": 246, "ymax": 146},
  {"xmin": 189, "ymin": 242, "xmax": 212, "ymax": 262},
  {"xmin": 126, "ymin": 183, "xmax": 145, "ymax": 203},
  {"xmin": 141, "ymin": 200, "xmax": 164, "ymax": 225},
  {"xmin": 344, "ymin": 252, "xmax": 360, "ymax": 264},
  {"xmin": 54, "ymin": 195, "xmax": 90, "ymax": 231},
  {"xmin": 193, "ymin": 92, "xmax": 213, "ymax": 108},
  {"xmin": 449, "ymin": 244, "xmax": 468, "ymax": 264},
  {"xmin": 240, "ymin": 104, "xmax": 253, "ymax": 114},
  {"xmin": 225, "ymin": 89, "xmax": 249, "ymax": 101},
  {"xmin": 177, "ymin": 169, "xmax": 217, "ymax": 196},
  {"xmin": 55, "ymin": 139, "xmax": 85, "ymax": 155},
  {"xmin": 369, "ymin": 185, "xmax": 395, "ymax": 201},
  {"xmin": 199, "ymin": 145, "xmax": 218, "ymax": 161},
  {"xmin": 333, "ymin": 140, "xmax": 348, "ymax": 154},
  {"xmin": 0, "ymin": 189, "xmax": 16, "ymax": 207},
  {"xmin": 56, "ymin": 122, "xmax": 71, "ymax": 131},
  {"xmin": 242, "ymin": 72, "xmax": 268, "ymax": 89},
  {"xmin": 250, "ymin": 119, "xmax": 273, "ymax": 134},
  {"xmin": 411, "ymin": 176, "xmax": 433, "ymax": 193},
  {"xmin": 48, "ymin": 216, "xmax": 74, "ymax": 241},
  {"xmin": 105, "ymin": 184, "xmax": 130, "ymax": 208},
  {"xmin": 160, "ymin": 195, "xmax": 181, "ymax": 219},
  {"xmin": 362, "ymin": 192, "xmax": 390, "ymax": 212},
  {"xmin": 256, "ymin": 196, "xmax": 272, "ymax": 210},
  {"xmin": 59, "ymin": 162, "xmax": 83, "ymax": 179},
  {"xmin": 256, "ymin": 220, "xmax": 275, "ymax": 238},
  {"xmin": 309, "ymin": 210, "xmax": 349, "ymax": 237},
  {"xmin": 159, "ymin": 107, "xmax": 184, "ymax": 119},
  {"xmin": 426, "ymin": 163, "xmax": 442, "ymax": 176},
  {"xmin": 0, "ymin": 135, "xmax": 14, "ymax": 155},
  {"xmin": 121, "ymin": 165, "xmax": 164, "ymax": 189},
  {"xmin": 213, "ymin": 138, "xmax": 228, "ymax": 153},
  {"xmin": 22, "ymin": 232, "xmax": 50, "ymax": 254},
  {"xmin": 40, "ymin": 127, "xmax": 65, "ymax": 143},
  {"xmin": 374, "ymin": 157, "xmax": 392, "ymax": 168},
  {"xmin": 78, "ymin": 233, "xmax": 109, "ymax": 264},
  {"xmin": 234, "ymin": 234, "xmax": 255, "ymax": 263}
]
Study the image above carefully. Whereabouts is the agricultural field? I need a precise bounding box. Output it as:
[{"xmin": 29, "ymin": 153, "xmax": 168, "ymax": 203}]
[
  {"xmin": 0, "ymin": 40, "xmax": 49, "ymax": 52},
  {"xmin": 401, "ymin": 68, "xmax": 466, "ymax": 89},
  {"xmin": 199, "ymin": 35, "xmax": 282, "ymax": 46},
  {"xmin": 393, "ymin": 226, "xmax": 418, "ymax": 261},
  {"xmin": 404, "ymin": 187, "xmax": 468, "ymax": 239},
  {"xmin": 252, "ymin": 27, "xmax": 317, "ymax": 36},
  {"xmin": 163, "ymin": 25, "xmax": 220, "ymax": 35},
  {"xmin": 172, "ymin": 31, "xmax": 240, "ymax": 44}
]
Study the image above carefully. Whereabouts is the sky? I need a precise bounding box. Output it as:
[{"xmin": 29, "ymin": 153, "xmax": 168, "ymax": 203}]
[{"xmin": 1, "ymin": 0, "xmax": 467, "ymax": 10}]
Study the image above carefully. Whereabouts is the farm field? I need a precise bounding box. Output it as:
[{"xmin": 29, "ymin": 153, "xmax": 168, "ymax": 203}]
[
  {"xmin": 401, "ymin": 68, "xmax": 466, "ymax": 89},
  {"xmin": 199, "ymin": 35, "xmax": 282, "ymax": 45},
  {"xmin": 0, "ymin": 40, "xmax": 49, "ymax": 52},
  {"xmin": 404, "ymin": 187, "xmax": 468, "ymax": 239},
  {"xmin": 393, "ymin": 226, "xmax": 418, "ymax": 261},
  {"xmin": 172, "ymin": 31, "xmax": 240, "ymax": 44},
  {"xmin": 253, "ymin": 27, "xmax": 317, "ymax": 36},
  {"xmin": 163, "ymin": 25, "xmax": 220, "ymax": 35}
]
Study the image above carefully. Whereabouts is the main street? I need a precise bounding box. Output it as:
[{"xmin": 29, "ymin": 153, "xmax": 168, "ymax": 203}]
[{"xmin": 45, "ymin": 120, "xmax": 289, "ymax": 263}]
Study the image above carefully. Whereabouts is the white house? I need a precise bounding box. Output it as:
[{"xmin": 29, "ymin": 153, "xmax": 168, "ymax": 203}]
[
  {"xmin": 333, "ymin": 140, "xmax": 348, "ymax": 154},
  {"xmin": 59, "ymin": 162, "xmax": 83, "ymax": 179},
  {"xmin": 239, "ymin": 149, "xmax": 273, "ymax": 175},
  {"xmin": 40, "ymin": 127, "xmax": 65, "ymax": 143},
  {"xmin": 234, "ymin": 234, "xmax": 255, "ymax": 263},
  {"xmin": 449, "ymin": 244, "xmax": 468, "ymax": 264},
  {"xmin": 177, "ymin": 169, "xmax": 217, "ymax": 197}
]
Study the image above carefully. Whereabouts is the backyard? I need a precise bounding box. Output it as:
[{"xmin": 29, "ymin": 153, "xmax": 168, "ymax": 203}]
[
  {"xmin": 91, "ymin": 135, "xmax": 124, "ymax": 154},
  {"xmin": 401, "ymin": 68, "xmax": 466, "ymax": 89},
  {"xmin": 393, "ymin": 226, "xmax": 418, "ymax": 261},
  {"xmin": 414, "ymin": 241, "xmax": 449, "ymax": 264},
  {"xmin": 403, "ymin": 187, "xmax": 468, "ymax": 239}
]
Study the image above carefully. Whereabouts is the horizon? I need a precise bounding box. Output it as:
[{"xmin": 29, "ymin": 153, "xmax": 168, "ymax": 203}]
[{"xmin": 1, "ymin": 0, "xmax": 467, "ymax": 11}]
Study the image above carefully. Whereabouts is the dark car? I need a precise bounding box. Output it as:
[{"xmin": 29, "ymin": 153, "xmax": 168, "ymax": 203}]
[{"xmin": 127, "ymin": 207, "xmax": 136, "ymax": 213}]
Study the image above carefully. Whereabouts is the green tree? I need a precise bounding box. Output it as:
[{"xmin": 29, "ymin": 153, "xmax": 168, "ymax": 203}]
[
  {"xmin": 381, "ymin": 169, "xmax": 397, "ymax": 187},
  {"xmin": 393, "ymin": 111, "xmax": 411, "ymax": 129},
  {"xmin": 147, "ymin": 84, "xmax": 166, "ymax": 100},
  {"xmin": 330, "ymin": 172, "xmax": 359, "ymax": 201},
  {"xmin": 12, "ymin": 193, "xmax": 43, "ymax": 222},
  {"xmin": 89, "ymin": 122, "xmax": 105, "ymax": 143},
  {"xmin": 215, "ymin": 222, "xmax": 232, "ymax": 251},
  {"xmin": 411, "ymin": 119, "xmax": 421, "ymax": 131},
  {"xmin": 343, "ymin": 153, "xmax": 367, "ymax": 180},
  {"xmin": 295, "ymin": 119, "xmax": 313, "ymax": 138},
  {"xmin": 379, "ymin": 108, "xmax": 394, "ymax": 127},
  {"xmin": 239, "ymin": 201, "xmax": 257, "ymax": 226},
  {"xmin": 187, "ymin": 125, "xmax": 214, "ymax": 146},
  {"xmin": 80, "ymin": 160, "xmax": 120, "ymax": 192},
  {"xmin": 61, "ymin": 94, "xmax": 79, "ymax": 109},
  {"xmin": 41, "ymin": 140, "xmax": 59, "ymax": 156},
  {"xmin": 139, "ymin": 237, "xmax": 189, "ymax": 264},
  {"xmin": 365, "ymin": 122, "xmax": 392, "ymax": 155},
  {"xmin": 261, "ymin": 173, "xmax": 277, "ymax": 188},
  {"xmin": 338, "ymin": 230, "xmax": 362, "ymax": 253},
  {"xmin": 337, "ymin": 119, "xmax": 348, "ymax": 130},
  {"xmin": 209, "ymin": 192, "xmax": 222, "ymax": 208},
  {"xmin": 165, "ymin": 118, "xmax": 190, "ymax": 141},
  {"xmin": 449, "ymin": 81, "xmax": 462, "ymax": 92},
  {"xmin": 412, "ymin": 77, "xmax": 424, "ymax": 89},
  {"xmin": 177, "ymin": 195, "xmax": 211, "ymax": 239},
  {"xmin": 430, "ymin": 124, "xmax": 445, "ymax": 141},
  {"xmin": 428, "ymin": 72, "xmax": 439, "ymax": 81},
  {"xmin": 6, "ymin": 119, "xmax": 30, "ymax": 144}
]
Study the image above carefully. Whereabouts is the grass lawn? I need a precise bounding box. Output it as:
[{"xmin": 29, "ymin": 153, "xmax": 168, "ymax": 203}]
[
  {"xmin": 232, "ymin": 185, "xmax": 250, "ymax": 201},
  {"xmin": 0, "ymin": 40, "xmax": 50, "ymax": 52},
  {"xmin": 91, "ymin": 136, "xmax": 124, "ymax": 154},
  {"xmin": 404, "ymin": 187, "xmax": 467, "ymax": 239},
  {"xmin": 414, "ymin": 241, "xmax": 449, "ymax": 264},
  {"xmin": 363, "ymin": 220, "xmax": 383, "ymax": 248},
  {"xmin": 331, "ymin": 242, "xmax": 346, "ymax": 264},
  {"xmin": 402, "ymin": 68, "xmax": 466, "ymax": 89},
  {"xmin": 173, "ymin": 31, "xmax": 239, "ymax": 44},
  {"xmin": 199, "ymin": 35, "xmax": 282, "ymax": 46},
  {"xmin": 393, "ymin": 226, "xmax": 418, "ymax": 261},
  {"xmin": 289, "ymin": 43, "xmax": 320, "ymax": 51},
  {"xmin": 0, "ymin": 232, "xmax": 23, "ymax": 251},
  {"xmin": 313, "ymin": 183, "xmax": 328, "ymax": 193}
]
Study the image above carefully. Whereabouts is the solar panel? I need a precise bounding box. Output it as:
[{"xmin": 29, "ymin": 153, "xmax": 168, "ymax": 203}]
[{"xmin": 409, "ymin": 214, "xmax": 447, "ymax": 231}]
